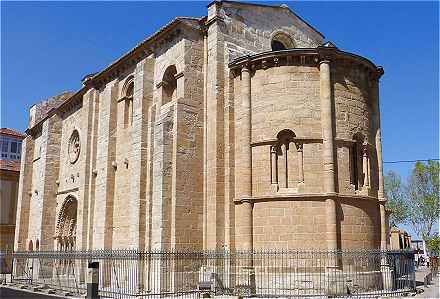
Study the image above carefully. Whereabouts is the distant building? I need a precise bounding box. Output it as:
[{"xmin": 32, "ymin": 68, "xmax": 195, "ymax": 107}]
[
  {"xmin": 0, "ymin": 128, "xmax": 24, "ymax": 161},
  {"xmin": 0, "ymin": 128, "xmax": 25, "ymax": 251},
  {"xmin": 411, "ymin": 239, "xmax": 428, "ymax": 261},
  {"xmin": 389, "ymin": 227, "xmax": 411, "ymax": 250}
]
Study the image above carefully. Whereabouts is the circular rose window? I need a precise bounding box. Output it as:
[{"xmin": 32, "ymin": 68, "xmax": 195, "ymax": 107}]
[{"xmin": 68, "ymin": 130, "xmax": 80, "ymax": 164}]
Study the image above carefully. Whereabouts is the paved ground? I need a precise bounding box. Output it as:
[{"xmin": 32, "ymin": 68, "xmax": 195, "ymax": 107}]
[
  {"xmin": 412, "ymin": 268, "xmax": 439, "ymax": 298},
  {"xmin": 0, "ymin": 287, "xmax": 61, "ymax": 298},
  {"xmin": 1, "ymin": 269, "xmax": 438, "ymax": 298}
]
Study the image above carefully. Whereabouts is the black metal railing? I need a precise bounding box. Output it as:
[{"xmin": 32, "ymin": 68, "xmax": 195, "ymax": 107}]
[{"xmin": 6, "ymin": 249, "xmax": 415, "ymax": 298}]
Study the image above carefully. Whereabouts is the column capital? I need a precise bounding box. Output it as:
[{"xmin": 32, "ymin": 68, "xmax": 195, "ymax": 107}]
[
  {"xmin": 241, "ymin": 62, "xmax": 252, "ymax": 73},
  {"xmin": 294, "ymin": 141, "xmax": 303, "ymax": 152},
  {"xmin": 318, "ymin": 59, "xmax": 331, "ymax": 66},
  {"xmin": 378, "ymin": 198, "xmax": 387, "ymax": 204},
  {"xmin": 317, "ymin": 43, "xmax": 337, "ymax": 64}
]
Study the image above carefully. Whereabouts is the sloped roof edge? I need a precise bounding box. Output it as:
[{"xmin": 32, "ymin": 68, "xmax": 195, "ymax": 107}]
[
  {"xmin": 87, "ymin": 16, "xmax": 203, "ymax": 87},
  {"xmin": 0, "ymin": 128, "xmax": 26, "ymax": 139},
  {"xmin": 27, "ymin": 16, "xmax": 204, "ymax": 134}
]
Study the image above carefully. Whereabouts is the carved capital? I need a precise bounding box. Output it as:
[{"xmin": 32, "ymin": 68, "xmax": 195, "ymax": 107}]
[{"xmin": 241, "ymin": 63, "xmax": 251, "ymax": 73}]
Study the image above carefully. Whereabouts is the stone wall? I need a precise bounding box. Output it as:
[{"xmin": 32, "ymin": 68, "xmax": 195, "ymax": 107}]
[
  {"xmin": 338, "ymin": 198, "xmax": 380, "ymax": 249},
  {"xmin": 215, "ymin": 2, "xmax": 323, "ymax": 60},
  {"xmin": 253, "ymin": 200, "xmax": 327, "ymax": 249},
  {"xmin": 205, "ymin": 1, "xmax": 326, "ymax": 251},
  {"xmin": 15, "ymin": 1, "xmax": 385, "ymax": 253}
]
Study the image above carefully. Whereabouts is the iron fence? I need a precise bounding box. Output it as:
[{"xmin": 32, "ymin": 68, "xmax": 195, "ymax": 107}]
[{"xmin": 6, "ymin": 249, "xmax": 415, "ymax": 298}]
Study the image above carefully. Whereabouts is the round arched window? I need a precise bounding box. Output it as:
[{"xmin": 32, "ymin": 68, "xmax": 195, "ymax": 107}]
[
  {"xmin": 271, "ymin": 33, "xmax": 295, "ymax": 51},
  {"xmin": 68, "ymin": 130, "xmax": 80, "ymax": 164},
  {"xmin": 162, "ymin": 65, "xmax": 177, "ymax": 105}
]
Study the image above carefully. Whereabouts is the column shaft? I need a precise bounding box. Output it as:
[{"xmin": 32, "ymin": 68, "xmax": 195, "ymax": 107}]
[
  {"xmin": 372, "ymin": 75, "xmax": 387, "ymax": 249},
  {"xmin": 283, "ymin": 144, "xmax": 288, "ymax": 188},
  {"xmin": 297, "ymin": 144, "xmax": 304, "ymax": 183},
  {"xmin": 380, "ymin": 202, "xmax": 387, "ymax": 250},
  {"xmin": 320, "ymin": 60, "xmax": 338, "ymax": 251},
  {"xmin": 363, "ymin": 150, "xmax": 369, "ymax": 188},
  {"xmin": 235, "ymin": 65, "xmax": 253, "ymax": 251},
  {"xmin": 270, "ymin": 146, "xmax": 278, "ymax": 185}
]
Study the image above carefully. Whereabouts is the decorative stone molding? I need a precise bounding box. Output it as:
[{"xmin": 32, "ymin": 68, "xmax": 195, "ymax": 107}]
[
  {"xmin": 56, "ymin": 187, "xmax": 79, "ymax": 196},
  {"xmin": 54, "ymin": 195, "xmax": 78, "ymax": 249},
  {"xmin": 68, "ymin": 130, "xmax": 80, "ymax": 164},
  {"xmin": 234, "ymin": 193, "xmax": 382, "ymax": 204},
  {"xmin": 270, "ymin": 30, "xmax": 296, "ymax": 49},
  {"xmin": 120, "ymin": 75, "xmax": 134, "ymax": 100},
  {"xmin": 228, "ymin": 47, "xmax": 381, "ymax": 79}
]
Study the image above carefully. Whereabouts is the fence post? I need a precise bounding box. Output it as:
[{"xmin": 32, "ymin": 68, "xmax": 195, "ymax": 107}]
[
  {"xmin": 380, "ymin": 252, "xmax": 393, "ymax": 291},
  {"xmin": 87, "ymin": 261, "xmax": 99, "ymax": 299}
]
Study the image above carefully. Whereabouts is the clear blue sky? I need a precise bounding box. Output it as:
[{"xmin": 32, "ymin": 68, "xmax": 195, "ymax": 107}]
[{"xmin": 2, "ymin": 1, "xmax": 438, "ymax": 237}]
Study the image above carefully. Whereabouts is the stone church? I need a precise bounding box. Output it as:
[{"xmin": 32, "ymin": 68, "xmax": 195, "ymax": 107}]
[{"xmin": 14, "ymin": 1, "xmax": 388, "ymax": 252}]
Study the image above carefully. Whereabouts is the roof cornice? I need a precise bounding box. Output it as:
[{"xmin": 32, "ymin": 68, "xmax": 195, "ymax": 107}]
[
  {"xmin": 228, "ymin": 47, "xmax": 383, "ymax": 76},
  {"xmin": 86, "ymin": 17, "xmax": 203, "ymax": 89}
]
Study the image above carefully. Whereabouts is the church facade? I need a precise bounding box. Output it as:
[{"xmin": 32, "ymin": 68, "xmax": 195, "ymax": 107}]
[{"xmin": 14, "ymin": 1, "xmax": 388, "ymax": 252}]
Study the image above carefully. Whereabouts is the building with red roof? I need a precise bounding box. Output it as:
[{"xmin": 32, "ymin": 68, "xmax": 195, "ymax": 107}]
[{"xmin": 0, "ymin": 128, "xmax": 25, "ymax": 251}]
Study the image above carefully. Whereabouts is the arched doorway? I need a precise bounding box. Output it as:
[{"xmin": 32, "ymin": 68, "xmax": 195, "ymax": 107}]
[{"xmin": 55, "ymin": 196, "xmax": 78, "ymax": 251}]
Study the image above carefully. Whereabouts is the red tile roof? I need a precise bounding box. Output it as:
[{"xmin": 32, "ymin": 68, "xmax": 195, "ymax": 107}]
[
  {"xmin": 0, "ymin": 128, "xmax": 26, "ymax": 139},
  {"xmin": 0, "ymin": 159, "xmax": 21, "ymax": 172}
]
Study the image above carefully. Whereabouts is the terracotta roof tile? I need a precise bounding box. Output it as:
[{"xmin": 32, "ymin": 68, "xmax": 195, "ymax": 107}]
[
  {"xmin": 0, "ymin": 128, "xmax": 26, "ymax": 139},
  {"xmin": 0, "ymin": 159, "xmax": 21, "ymax": 172}
]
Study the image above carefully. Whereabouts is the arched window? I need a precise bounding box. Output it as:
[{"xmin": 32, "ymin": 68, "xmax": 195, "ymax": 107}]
[
  {"xmin": 271, "ymin": 129, "xmax": 305, "ymax": 192},
  {"xmin": 162, "ymin": 65, "xmax": 177, "ymax": 105},
  {"xmin": 271, "ymin": 33, "xmax": 295, "ymax": 51},
  {"xmin": 28, "ymin": 240, "xmax": 33, "ymax": 251},
  {"xmin": 35, "ymin": 239, "xmax": 40, "ymax": 251},
  {"xmin": 274, "ymin": 130, "xmax": 296, "ymax": 189},
  {"xmin": 121, "ymin": 76, "xmax": 134, "ymax": 127},
  {"xmin": 351, "ymin": 133, "xmax": 364, "ymax": 191}
]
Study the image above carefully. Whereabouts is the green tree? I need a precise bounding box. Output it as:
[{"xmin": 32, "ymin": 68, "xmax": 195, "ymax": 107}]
[
  {"xmin": 427, "ymin": 235, "xmax": 440, "ymax": 255},
  {"xmin": 384, "ymin": 170, "xmax": 408, "ymax": 227},
  {"xmin": 405, "ymin": 160, "xmax": 440, "ymax": 241}
]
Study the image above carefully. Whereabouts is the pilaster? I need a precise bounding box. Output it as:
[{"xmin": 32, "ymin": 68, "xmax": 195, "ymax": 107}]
[
  {"xmin": 86, "ymin": 90, "xmax": 100, "ymax": 250},
  {"xmin": 151, "ymin": 105, "xmax": 174, "ymax": 250},
  {"xmin": 205, "ymin": 18, "xmax": 225, "ymax": 250},
  {"xmin": 93, "ymin": 81, "xmax": 118, "ymax": 249},
  {"xmin": 76, "ymin": 89, "xmax": 95, "ymax": 250},
  {"xmin": 129, "ymin": 56, "xmax": 154, "ymax": 249},
  {"xmin": 14, "ymin": 136, "xmax": 34, "ymax": 251},
  {"xmin": 39, "ymin": 114, "xmax": 62, "ymax": 251}
]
